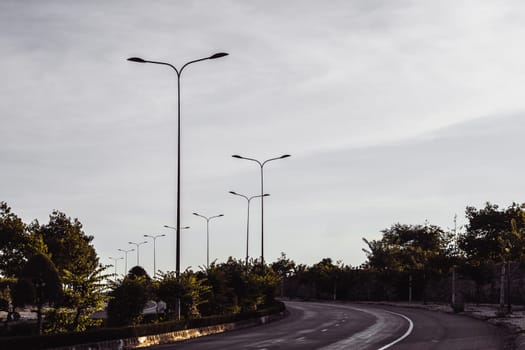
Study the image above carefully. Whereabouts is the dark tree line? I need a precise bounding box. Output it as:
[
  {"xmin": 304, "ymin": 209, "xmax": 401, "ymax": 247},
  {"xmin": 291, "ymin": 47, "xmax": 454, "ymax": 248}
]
[
  {"xmin": 278, "ymin": 202, "xmax": 525, "ymax": 312},
  {"xmin": 3, "ymin": 200, "xmax": 524, "ymax": 336}
]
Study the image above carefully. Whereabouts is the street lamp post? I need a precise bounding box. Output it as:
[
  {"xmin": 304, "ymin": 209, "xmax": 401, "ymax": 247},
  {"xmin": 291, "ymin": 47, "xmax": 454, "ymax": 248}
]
[
  {"xmin": 118, "ymin": 248, "xmax": 135, "ymax": 274},
  {"xmin": 193, "ymin": 213, "xmax": 224, "ymax": 268},
  {"xmin": 232, "ymin": 154, "xmax": 290, "ymax": 265},
  {"xmin": 163, "ymin": 225, "xmax": 190, "ymax": 321},
  {"xmin": 127, "ymin": 52, "xmax": 228, "ymax": 279},
  {"xmin": 128, "ymin": 241, "xmax": 148, "ymax": 266},
  {"xmin": 108, "ymin": 256, "xmax": 123, "ymax": 280},
  {"xmin": 144, "ymin": 234, "xmax": 166, "ymax": 278},
  {"xmin": 229, "ymin": 191, "xmax": 270, "ymax": 269}
]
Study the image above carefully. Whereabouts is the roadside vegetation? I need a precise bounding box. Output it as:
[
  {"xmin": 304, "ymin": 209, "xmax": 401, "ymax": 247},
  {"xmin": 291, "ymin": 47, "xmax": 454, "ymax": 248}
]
[
  {"xmin": 1, "ymin": 200, "xmax": 524, "ymax": 341},
  {"xmin": 0, "ymin": 201, "xmax": 281, "ymax": 339},
  {"xmin": 277, "ymin": 202, "xmax": 525, "ymax": 314}
]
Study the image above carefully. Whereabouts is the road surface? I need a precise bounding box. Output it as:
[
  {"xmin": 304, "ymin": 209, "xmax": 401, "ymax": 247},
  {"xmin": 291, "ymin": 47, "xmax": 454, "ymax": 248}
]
[{"xmin": 148, "ymin": 301, "xmax": 512, "ymax": 349}]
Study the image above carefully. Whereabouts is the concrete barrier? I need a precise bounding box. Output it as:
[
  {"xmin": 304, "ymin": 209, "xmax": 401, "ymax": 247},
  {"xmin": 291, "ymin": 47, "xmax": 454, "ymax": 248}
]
[{"xmin": 48, "ymin": 312, "xmax": 285, "ymax": 350}]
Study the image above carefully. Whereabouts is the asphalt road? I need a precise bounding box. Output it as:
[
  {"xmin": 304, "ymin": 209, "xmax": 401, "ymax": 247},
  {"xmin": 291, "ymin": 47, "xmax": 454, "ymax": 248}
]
[{"xmin": 148, "ymin": 301, "xmax": 512, "ymax": 350}]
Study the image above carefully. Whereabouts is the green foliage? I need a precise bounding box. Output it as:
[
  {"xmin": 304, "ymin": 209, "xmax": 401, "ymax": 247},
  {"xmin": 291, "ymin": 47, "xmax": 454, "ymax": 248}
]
[
  {"xmin": 0, "ymin": 202, "xmax": 29, "ymax": 277},
  {"xmin": 364, "ymin": 223, "xmax": 452, "ymax": 274},
  {"xmin": 44, "ymin": 308, "xmax": 102, "ymax": 334},
  {"xmin": 59, "ymin": 265, "xmax": 109, "ymax": 332},
  {"xmin": 107, "ymin": 276, "xmax": 149, "ymax": 326},
  {"xmin": 156, "ymin": 270, "xmax": 211, "ymax": 318},
  {"xmin": 13, "ymin": 253, "xmax": 63, "ymax": 307},
  {"xmin": 199, "ymin": 262, "xmax": 238, "ymax": 315},
  {"xmin": 0, "ymin": 278, "xmax": 15, "ymax": 311},
  {"xmin": 13, "ymin": 253, "xmax": 63, "ymax": 334},
  {"xmin": 38, "ymin": 211, "xmax": 99, "ymax": 277},
  {"xmin": 459, "ymin": 202, "xmax": 525, "ymax": 262},
  {"xmin": 271, "ymin": 253, "xmax": 296, "ymax": 278}
]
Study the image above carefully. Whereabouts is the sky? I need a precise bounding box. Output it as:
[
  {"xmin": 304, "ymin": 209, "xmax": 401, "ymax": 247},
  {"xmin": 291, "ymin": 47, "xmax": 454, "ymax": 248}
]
[{"xmin": 2, "ymin": 0, "xmax": 525, "ymax": 277}]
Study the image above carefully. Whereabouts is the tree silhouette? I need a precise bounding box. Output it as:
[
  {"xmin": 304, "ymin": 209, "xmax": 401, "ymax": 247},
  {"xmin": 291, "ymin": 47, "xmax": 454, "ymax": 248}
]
[{"xmin": 13, "ymin": 253, "xmax": 62, "ymax": 334}]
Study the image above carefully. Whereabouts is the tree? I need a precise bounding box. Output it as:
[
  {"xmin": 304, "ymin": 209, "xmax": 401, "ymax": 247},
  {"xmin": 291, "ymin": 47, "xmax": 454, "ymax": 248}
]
[
  {"xmin": 363, "ymin": 223, "xmax": 452, "ymax": 301},
  {"xmin": 458, "ymin": 202, "xmax": 525, "ymax": 308},
  {"xmin": 107, "ymin": 276, "xmax": 149, "ymax": 326},
  {"xmin": 309, "ymin": 258, "xmax": 342, "ymax": 300},
  {"xmin": 38, "ymin": 211, "xmax": 99, "ymax": 276},
  {"xmin": 271, "ymin": 253, "xmax": 296, "ymax": 297},
  {"xmin": 38, "ymin": 211, "xmax": 105, "ymax": 328},
  {"xmin": 0, "ymin": 202, "xmax": 29, "ymax": 277},
  {"xmin": 55, "ymin": 265, "xmax": 109, "ymax": 332},
  {"xmin": 460, "ymin": 203, "xmax": 525, "ymax": 261},
  {"xmin": 12, "ymin": 253, "xmax": 63, "ymax": 334},
  {"xmin": 157, "ymin": 270, "xmax": 210, "ymax": 319}
]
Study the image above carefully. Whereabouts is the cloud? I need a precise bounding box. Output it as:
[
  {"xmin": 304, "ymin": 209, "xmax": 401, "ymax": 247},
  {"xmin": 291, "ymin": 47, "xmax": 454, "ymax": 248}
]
[{"xmin": 2, "ymin": 1, "xmax": 525, "ymax": 272}]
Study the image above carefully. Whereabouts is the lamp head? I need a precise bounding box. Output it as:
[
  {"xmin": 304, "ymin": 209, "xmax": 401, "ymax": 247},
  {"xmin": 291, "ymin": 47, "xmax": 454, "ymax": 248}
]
[
  {"xmin": 229, "ymin": 191, "xmax": 237, "ymax": 195},
  {"xmin": 280, "ymin": 154, "xmax": 291, "ymax": 159},
  {"xmin": 208, "ymin": 52, "xmax": 229, "ymax": 59},
  {"xmin": 232, "ymin": 155, "xmax": 243, "ymax": 159},
  {"xmin": 263, "ymin": 194, "xmax": 270, "ymax": 197},
  {"xmin": 127, "ymin": 57, "xmax": 146, "ymax": 63}
]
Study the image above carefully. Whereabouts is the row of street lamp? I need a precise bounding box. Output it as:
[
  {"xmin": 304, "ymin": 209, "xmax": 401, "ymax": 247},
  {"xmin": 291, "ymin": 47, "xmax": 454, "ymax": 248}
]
[{"xmin": 119, "ymin": 52, "xmax": 290, "ymax": 281}]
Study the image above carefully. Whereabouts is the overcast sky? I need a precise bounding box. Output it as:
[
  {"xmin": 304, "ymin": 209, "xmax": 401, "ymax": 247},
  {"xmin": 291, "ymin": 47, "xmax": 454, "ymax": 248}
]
[{"xmin": 2, "ymin": 1, "xmax": 525, "ymax": 276}]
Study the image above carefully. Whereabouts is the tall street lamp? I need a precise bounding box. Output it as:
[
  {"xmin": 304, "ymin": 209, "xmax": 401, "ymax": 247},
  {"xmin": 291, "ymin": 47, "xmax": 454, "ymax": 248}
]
[
  {"xmin": 193, "ymin": 213, "xmax": 224, "ymax": 268},
  {"xmin": 108, "ymin": 256, "xmax": 123, "ymax": 281},
  {"xmin": 144, "ymin": 234, "xmax": 166, "ymax": 278},
  {"xmin": 229, "ymin": 191, "xmax": 270, "ymax": 269},
  {"xmin": 232, "ymin": 154, "xmax": 290, "ymax": 265},
  {"xmin": 128, "ymin": 241, "xmax": 148, "ymax": 267},
  {"xmin": 127, "ymin": 52, "xmax": 228, "ymax": 279},
  {"xmin": 118, "ymin": 248, "xmax": 135, "ymax": 274}
]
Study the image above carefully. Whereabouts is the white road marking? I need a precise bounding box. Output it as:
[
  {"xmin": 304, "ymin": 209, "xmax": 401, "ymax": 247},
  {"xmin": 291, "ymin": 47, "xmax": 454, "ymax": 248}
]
[
  {"xmin": 377, "ymin": 311, "xmax": 414, "ymax": 350},
  {"xmin": 321, "ymin": 328, "xmax": 328, "ymax": 332},
  {"xmin": 318, "ymin": 306, "xmax": 413, "ymax": 350}
]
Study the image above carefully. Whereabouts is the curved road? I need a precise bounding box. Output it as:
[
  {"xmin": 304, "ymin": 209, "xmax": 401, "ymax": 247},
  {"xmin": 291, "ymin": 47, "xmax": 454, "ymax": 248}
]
[{"xmin": 149, "ymin": 301, "xmax": 512, "ymax": 350}]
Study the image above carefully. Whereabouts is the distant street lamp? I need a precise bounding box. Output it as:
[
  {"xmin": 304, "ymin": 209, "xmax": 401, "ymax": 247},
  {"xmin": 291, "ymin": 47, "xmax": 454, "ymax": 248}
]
[
  {"xmin": 232, "ymin": 154, "xmax": 290, "ymax": 265},
  {"xmin": 128, "ymin": 241, "xmax": 148, "ymax": 266},
  {"xmin": 193, "ymin": 213, "xmax": 224, "ymax": 268},
  {"xmin": 108, "ymin": 256, "xmax": 123, "ymax": 280},
  {"xmin": 163, "ymin": 225, "xmax": 190, "ymax": 231},
  {"xmin": 163, "ymin": 225, "xmax": 190, "ymax": 268},
  {"xmin": 229, "ymin": 191, "xmax": 270, "ymax": 269},
  {"xmin": 127, "ymin": 52, "xmax": 228, "ymax": 279},
  {"xmin": 144, "ymin": 234, "xmax": 166, "ymax": 278},
  {"xmin": 118, "ymin": 248, "xmax": 135, "ymax": 274}
]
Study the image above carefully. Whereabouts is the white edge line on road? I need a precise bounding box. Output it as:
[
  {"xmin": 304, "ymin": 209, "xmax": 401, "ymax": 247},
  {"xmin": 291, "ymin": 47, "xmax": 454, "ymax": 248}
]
[{"xmin": 377, "ymin": 311, "xmax": 414, "ymax": 350}]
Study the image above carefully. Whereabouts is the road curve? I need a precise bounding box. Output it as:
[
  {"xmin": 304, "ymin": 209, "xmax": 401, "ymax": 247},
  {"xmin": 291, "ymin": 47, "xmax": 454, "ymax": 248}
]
[{"xmin": 147, "ymin": 301, "xmax": 511, "ymax": 350}]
